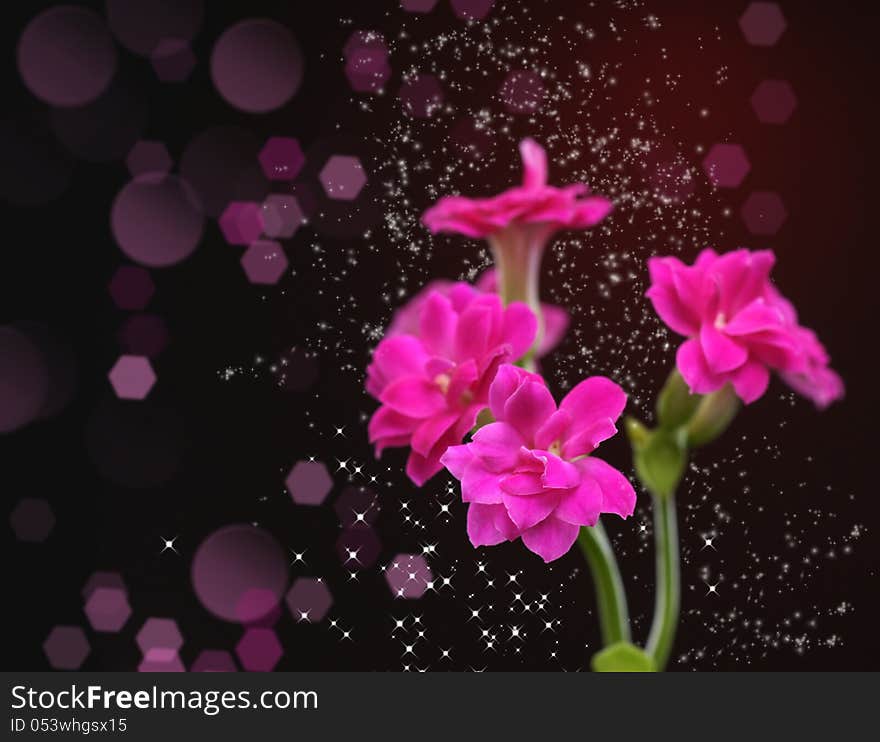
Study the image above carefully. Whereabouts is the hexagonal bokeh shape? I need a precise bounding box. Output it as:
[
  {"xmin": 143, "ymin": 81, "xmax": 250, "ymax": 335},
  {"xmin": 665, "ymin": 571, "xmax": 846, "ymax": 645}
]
[
  {"xmin": 702, "ymin": 143, "xmax": 750, "ymax": 188},
  {"xmin": 235, "ymin": 627, "xmax": 283, "ymax": 671},
  {"xmin": 136, "ymin": 617, "xmax": 183, "ymax": 653},
  {"xmin": 319, "ymin": 155, "xmax": 367, "ymax": 201},
  {"xmin": 258, "ymin": 137, "xmax": 304, "ymax": 181},
  {"xmin": 343, "ymin": 30, "xmax": 386, "ymax": 58},
  {"xmin": 285, "ymin": 460, "xmax": 333, "ymax": 506},
  {"xmin": 741, "ymin": 191, "xmax": 787, "ymax": 235},
  {"xmin": 84, "ymin": 586, "xmax": 132, "ymax": 632},
  {"xmin": 126, "ymin": 140, "xmax": 172, "ymax": 177},
  {"xmin": 385, "ymin": 553, "xmax": 433, "ymax": 599},
  {"xmin": 219, "ymin": 201, "xmax": 264, "ymax": 245},
  {"xmin": 261, "ymin": 195, "xmax": 305, "ymax": 239},
  {"xmin": 345, "ymin": 47, "xmax": 391, "ymax": 94},
  {"xmin": 451, "ymin": 0, "xmax": 495, "ymax": 21},
  {"xmin": 138, "ymin": 648, "xmax": 185, "ymax": 672},
  {"xmin": 241, "ymin": 240, "xmax": 289, "ymax": 285},
  {"xmin": 108, "ymin": 265, "xmax": 155, "ymax": 310},
  {"xmin": 108, "ymin": 355, "xmax": 156, "ymax": 400},
  {"xmin": 751, "ymin": 79, "xmax": 797, "ymax": 124},
  {"xmin": 401, "ymin": 0, "xmax": 439, "ymax": 12},
  {"xmin": 739, "ymin": 2, "xmax": 786, "ymax": 47},
  {"xmin": 10, "ymin": 497, "xmax": 55, "ymax": 542},
  {"xmin": 151, "ymin": 38, "xmax": 196, "ymax": 83},
  {"xmin": 82, "ymin": 571, "xmax": 126, "ymax": 601},
  {"xmin": 285, "ymin": 577, "xmax": 333, "ymax": 622},
  {"xmin": 43, "ymin": 626, "xmax": 90, "ymax": 670},
  {"xmin": 191, "ymin": 649, "xmax": 238, "ymax": 672}
]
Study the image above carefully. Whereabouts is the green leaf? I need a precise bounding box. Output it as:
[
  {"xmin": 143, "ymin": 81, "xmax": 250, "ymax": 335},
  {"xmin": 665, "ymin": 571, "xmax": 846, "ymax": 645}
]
[
  {"xmin": 633, "ymin": 429, "xmax": 686, "ymax": 499},
  {"xmin": 592, "ymin": 642, "xmax": 656, "ymax": 672}
]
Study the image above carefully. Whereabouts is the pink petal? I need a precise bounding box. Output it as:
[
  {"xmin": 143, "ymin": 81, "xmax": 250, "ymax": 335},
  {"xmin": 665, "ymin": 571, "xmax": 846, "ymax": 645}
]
[
  {"xmin": 368, "ymin": 335, "xmax": 430, "ymax": 396},
  {"xmin": 502, "ymin": 490, "xmax": 560, "ymax": 530},
  {"xmin": 419, "ymin": 292, "xmax": 456, "ymax": 357},
  {"xmin": 519, "ymin": 138, "xmax": 547, "ymax": 190},
  {"xmin": 578, "ymin": 457, "xmax": 636, "ymax": 519},
  {"xmin": 569, "ymin": 196, "xmax": 614, "ymax": 227},
  {"xmin": 534, "ymin": 409, "xmax": 570, "ymax": 450},
  {"xmin": 467, "ymin": 504, "xmax": 509, "ymax": 547},
  {"xmin": 729, "ymin": 360, "xmax": 770, "ymax": 404},
  {"xmin": 406, "ymin": 449, "xmax": 444, "ymax": 486},
  {"xmin": 645, "ymin": 284, "xmax": 699, "ymax": 336},
  {"xmin": 410, "ymin": 411, "xmax": 460, "ymax": 457},
  {"xmin": 501, "ymin": 301, "xmax": 538, "ymax": 360},
  {"xmin": 560, "ymin": 418, "xmax": 618, "ymax": 461},
  {"xmin": 713, "ymin": 249, "xmax": 775, "ymax": 315},
  {"xmin": 447, "ymin": 360, "xmax": 479, "ymax": 401},
  {"xmin": 723, "ymin": 298, "xmax": 787, "ymax": 336},
  {"xmin": 500, "ymin": 472, "xmax": 545, "ymax": 496},
  {"xmin": 537, "ymin": 303, "xmax": 569, "ymax": 356},
  {"xmin": 520, "ymin": 517, "xmax": 580, "ymax": 562},
  {"xmin": 558, "ymin": 376, "xmax": 627, "ymax": 455},
  {"xmin": 461, "ymin": 460, "xmax": 505, "ymax": 504},
  {"xmin": 368, "ymin": 406, "xmax": 420, "ymax": 444},
  {"xmin": 488, "ymin": 364, "xmax": 541, "ymax": 420},
  {"xmin": 454, "ymin": 299, "xmax": 496, "ymax": 361},
  {"xmin": 470, "ymin": 422, "xmax": 526, "ymax": 472},
  {"xmin": 380, "ymin": 376, "xmax": 447, "ymax": 418},
  {"xmin": 554, "ymin": 474, "xmax": 602, "ymax": 526},
  {"xmin": 676, "ymin": 338, "xmax": 726, "ymax": 395},
  {"xmin": 537, "ymin": 453, "xmax": 581, "ymax": 489},
  {"xmin": 440, "ymin": 444, "xmax": 473, "ymax": 479},
  {"xmin": 503, "ymin": 379, "xmax": 556, "ymax": 442},
  {"xmin": 699, "ymin": 324, "xmax": 748, "ymax": 374}
]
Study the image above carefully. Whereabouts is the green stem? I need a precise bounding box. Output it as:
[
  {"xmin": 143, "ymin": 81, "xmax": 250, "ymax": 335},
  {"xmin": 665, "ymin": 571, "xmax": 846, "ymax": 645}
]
[
  {"xmin": 577, "ymin": 521, "xmax": 631, "ymax": 645},
  {"xmin": 646, "ymin": 493, "xmax": 679, "ymax": 670}
]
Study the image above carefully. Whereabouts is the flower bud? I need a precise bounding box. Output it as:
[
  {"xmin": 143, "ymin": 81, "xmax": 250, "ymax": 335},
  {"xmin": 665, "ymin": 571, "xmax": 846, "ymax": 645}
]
[
  {"xmin": 685, "ymin": 383, "xmax": 740, "ymax": 448},
  {"xmin": 656, "ymin": 369, "xmax": 700, "ymax": 430}
]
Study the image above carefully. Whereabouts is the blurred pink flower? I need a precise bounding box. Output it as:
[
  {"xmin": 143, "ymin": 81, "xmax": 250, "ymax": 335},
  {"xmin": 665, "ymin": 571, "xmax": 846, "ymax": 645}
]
[
  {"xmin": 441, "ymin": 364, "xmax": 636, "ymax": 562},
  {"xmin": 422, "ymin": 138, "xmax": 612, "ymax": 239},
  {"xmin": 646, "ymin": 247, "xmax": 843, "ymax": 407},
  {"xmin": 388, "ymin": 269, "xmax": 569, "ymax": 358},
  {"xmin": 367, "ymin": 287, "xmax": 537, "ymax": 486},
  {"xmin": 422, "ymin": 139, "xmax": 610, "ymax": 353}
]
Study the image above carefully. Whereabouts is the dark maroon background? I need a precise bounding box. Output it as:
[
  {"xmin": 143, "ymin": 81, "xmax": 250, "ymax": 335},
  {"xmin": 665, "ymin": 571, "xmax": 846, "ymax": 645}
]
[{"xmin": 3, "ymin": 0, "xmax": 878, "ymax": 671}]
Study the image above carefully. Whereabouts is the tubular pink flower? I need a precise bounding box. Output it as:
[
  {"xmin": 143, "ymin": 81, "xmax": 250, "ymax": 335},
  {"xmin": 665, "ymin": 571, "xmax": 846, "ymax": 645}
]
[
  {"xmin": 387, "ymin": 270, "xmax": 569, "ymax": 358},
  {"xmin": 367, "ymin": 287, "xmax": 537, "ymax": 486},
  {"xmin": 440, "ymin": 364, "xmax": 637, "ymax": 563},
  {"xmin": 422, "ymin": 138, "xmax": 611, "ymax": 351},
  {"xmin": 646, "ymin": 248, "xmax": 806, "ymax": 404}
]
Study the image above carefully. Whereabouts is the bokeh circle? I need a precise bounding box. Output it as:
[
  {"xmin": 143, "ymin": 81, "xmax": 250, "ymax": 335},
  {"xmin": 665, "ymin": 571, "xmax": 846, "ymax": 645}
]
[{"xmin": 210, "ymin": 19, "xmax": 304, "ymax": 113}]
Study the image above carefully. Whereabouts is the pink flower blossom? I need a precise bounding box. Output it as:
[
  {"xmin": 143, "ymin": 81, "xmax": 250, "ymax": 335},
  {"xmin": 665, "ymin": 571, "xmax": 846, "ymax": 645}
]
[
  {"xmin": 367, "ymin": 287, "xmax": 537, "ymax": 486},
  {"xmin": 763, "ymin": 285, "xmax": 845, "ymax": 409},
  {"xmin": 422, "ymin": 138, "xmax": 613, "ymax": 239},
  {"xmin": 440, "ymin": 364, "xmax": 636, "ymax": 563},
  {"xmin": 387, "ymin": 270, "xmax": 569, "ymax": 358},
  {"xmin": 646, "ymin": 247, "xmax": 843, "ymax": 407},
  {"xmin": 422, "ymin": 138, "xmax": 611, "ymax": 353}
]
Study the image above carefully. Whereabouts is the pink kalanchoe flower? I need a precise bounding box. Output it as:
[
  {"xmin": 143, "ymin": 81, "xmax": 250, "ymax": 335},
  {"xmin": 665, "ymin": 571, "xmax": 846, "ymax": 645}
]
[
  {"xmin": 440, "ymin": 364, "xmax": 636, "ymax": 563},
  {"xmin": 646, "ymin": 248, "xmax": 803, "ymax": 403},
  {"xmin": 422, "ymin": 139, "xmax": 611, "ymax": 351},
  {"xmin": 367, "ymin": 287, "xmax": 537, "ymax": 486},
  {"xmin": 422, "ymin": 138, "xmax": 613, "ymax": 240},
  {"xmin": 387, "ymin": 270, "xmax": 569, "ymax": 358}
]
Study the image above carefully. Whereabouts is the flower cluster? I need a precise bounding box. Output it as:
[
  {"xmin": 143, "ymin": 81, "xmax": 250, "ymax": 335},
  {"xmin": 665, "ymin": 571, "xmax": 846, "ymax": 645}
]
[{"xmin": 365, "ymin": 139, "xmax": 843, "ymax": 567}]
